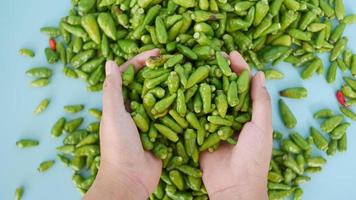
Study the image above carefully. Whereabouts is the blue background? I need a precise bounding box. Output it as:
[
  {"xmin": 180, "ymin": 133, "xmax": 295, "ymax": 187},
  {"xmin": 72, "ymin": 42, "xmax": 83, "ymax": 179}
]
[{"xmin": 0, "ymin": 0, "xmax": 355, "ymax": 199}]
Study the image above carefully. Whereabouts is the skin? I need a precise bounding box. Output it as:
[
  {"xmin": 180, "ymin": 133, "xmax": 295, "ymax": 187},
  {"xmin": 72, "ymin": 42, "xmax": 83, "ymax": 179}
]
[{"xmin": 84, "ymin": 50, "xmax": 272, "ymax": 200}]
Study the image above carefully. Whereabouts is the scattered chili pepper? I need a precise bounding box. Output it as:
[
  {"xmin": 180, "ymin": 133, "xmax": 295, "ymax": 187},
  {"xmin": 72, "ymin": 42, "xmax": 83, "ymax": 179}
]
[
  {"xmin": 49, "ymin": 38, "xmax": 56, "ymax": 51},
  {"xmin": 336, "ymin": 90, "xmax": 346, "ymax": 106}
]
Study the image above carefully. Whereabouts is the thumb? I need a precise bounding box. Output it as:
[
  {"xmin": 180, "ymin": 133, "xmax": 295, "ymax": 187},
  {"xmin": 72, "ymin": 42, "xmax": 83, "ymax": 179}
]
[{"xmin": 232, "ymin": 72, "xmax": 272, "ymax": 169}]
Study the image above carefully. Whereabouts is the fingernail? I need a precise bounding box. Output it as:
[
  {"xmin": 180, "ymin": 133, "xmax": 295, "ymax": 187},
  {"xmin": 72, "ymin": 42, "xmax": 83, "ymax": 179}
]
[
  {"xmin": 258, "ymin": 72, "xmax": 265, "ymax": 87},
  {"xmin": 105, "ymin": 61, "xmax": 115, "ymax": 76}
]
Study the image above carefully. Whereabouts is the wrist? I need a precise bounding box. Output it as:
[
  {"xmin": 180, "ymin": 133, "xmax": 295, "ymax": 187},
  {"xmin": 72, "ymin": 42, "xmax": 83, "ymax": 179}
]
[
  {"xmin": 210, "ymin": 183, "xmax": 268, "ymax": 200},
  {"xmin": 84, "ymin": 165, "xmax": 148, "ymax": 200}
]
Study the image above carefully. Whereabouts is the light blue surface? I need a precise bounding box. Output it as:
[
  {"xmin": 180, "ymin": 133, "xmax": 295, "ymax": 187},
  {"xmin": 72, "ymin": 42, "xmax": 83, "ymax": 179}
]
[{"xmin": 0, "ymin": 0, "xmax": 355, "ymax": 199}]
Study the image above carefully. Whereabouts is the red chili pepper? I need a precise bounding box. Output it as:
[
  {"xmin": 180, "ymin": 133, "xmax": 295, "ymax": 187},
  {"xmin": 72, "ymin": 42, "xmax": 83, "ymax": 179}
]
[
  {"xmin": 49, "ymin": 39, "xmax": 56, "ymax": 51},
  {"xmin": 336, "ymin": 90, "xmax": 346, "ymax": 106}
]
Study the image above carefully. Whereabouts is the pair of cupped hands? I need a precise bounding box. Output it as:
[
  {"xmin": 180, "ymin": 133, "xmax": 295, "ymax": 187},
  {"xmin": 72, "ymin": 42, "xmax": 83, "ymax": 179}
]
[{"xmin": 83, "ymin": 49, "xmax": 273, "ymax": 200}]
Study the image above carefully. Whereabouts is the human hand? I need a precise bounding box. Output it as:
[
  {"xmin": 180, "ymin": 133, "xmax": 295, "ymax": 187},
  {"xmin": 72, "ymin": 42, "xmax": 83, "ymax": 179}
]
[
  {"xmin": 84, "ymin": 49, "xmax": 162, "ymax": 200},
  {"xmin": 200, "ymin": 51, "xmax": 273, "ymax": 200}
]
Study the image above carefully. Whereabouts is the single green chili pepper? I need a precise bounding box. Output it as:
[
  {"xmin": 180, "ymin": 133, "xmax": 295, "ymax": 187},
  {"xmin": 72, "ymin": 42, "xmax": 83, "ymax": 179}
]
[
  {"xmin": 31, "ymin": 78, "xmax": 49, "ymax": 87},
  {"xmin": 19, "ymin": 48, "xmax": 35, "ymax": 58},
  {"xmin": 176, "ymin": 165, "xmax": 202, "ymax": 178},
  {"xmin": 16, "ymin": 139, "xmax": 39, "ymax": 148},
  {"xmin": 172, "ymin": 0, "xmax": 195, "ymax": 8},
  {"xmin": 61, "ymin": 22, "xmax": 88, "ymax": 38},
  {"xmin": 64, "ymin": 104, "xmax": 84, "ymax": 114},
  {"xmin": 199, "ymin": 83, "xmax": 212, "ymax": 114},
  {"xmin": 343, "ymin": 76, "xmax": 356, "ymax": 91},
  {"xmin": 26, "ymin": 67, "xmax": 52, "ymax": 79},
  {"xmin": 154, "ymin": 123, "xmax": 179, "ymax": 142},
  {"xmin": 307, "ymin": 156, "xmax": 327, "ymax": 167},
  {"xmin": 263, "ymin": 69, "xmax": 284, "ymax": 80},
  {"xmin": 78, "ymin": 0, "xmax": 96, "ymax": 13},
  {"xmin": 237, "ymin": 70, "xmax": 250, "ymax": 93},
  {"xmin": 97, "ymin": 13, "xmax": 117, "ymax": 41},
  {"xmin": 338, "ymin": 133, "xmax": 347, "ymax": 152},
  {"xmin": 132, "ymin": 112, "xmax": 149, "ymax": 132},
  {"xmin": 330, "ymin": 23, "xmax": 346, "ymax": 44},
  {"xmin": 273, "ymin": 131, "xmax": 284, "ymax": 140},
  {"xmin": 268, "ymin": 171, "xmax": 284, "ymax": 183},
  {"xmin": 51, "ymin": 117, "xmax": 66, "ymax": 138},
  {"xmin": 122, "ymin": 64, "xmax": 135, "ymax": 86},
  {"xmin": 40, "ymin": 26, "xmax": 61, "ymax": 38},
  {"xmin": 307, "ymin": 23, "xmax": 326, "ymax": 32},
  {"xmin": 283, "ymin": 168, "xmax": 297, "ymax": 184},
  {"xmin": 260, "ymin": 46, "xmax": 290, "ymax": 63},
  {"xmin": 314, "ymin": 109, "xmax": 334, "ymax": 119},
  {"xmin": 155, "ymin": 16, "xmax": 168, "ymax": 44},
  {"xmin": 330, "ymin": 37, "xmax": 348, "ymax": 61},
  {"xmin": 217, "ymin": 126, "xmax": 234, "ymax": 140},
  {"xmin": 63, "ymin": 130, "xmax": 88, "ymax": 145},
  {"xmin": 71, "ymin": 50, "xmax": 96, "ymax": 68},
  {"xmin": 44, "ymin": 48, "xmax": 59, "ymax": 64},
  {"xmin": 279, "ymin": 99, "xmax": 297, "ymax": 129},
  {"xmin": 161, "ymin": 115, "xmax": 183, "ymax": 133},
  {"xmin": 64, "ymin": 117, "xmax": 83, "ymax": 133},
  {"xmin": 199, "ymin": 133, "xmax": 220, "ymax": 151},
  {"xmin": 326, "ymin": 61, "xmax": 338, "ymax": 83},
  {"xmin": 301, "ymin": 58, "xmax": 322, "ymax": 80},
  {"xmin": 70, "ymin": 156, "xmax": 86, "ymax": 171},
  {"xmin": 63, "ymin": 66, "xmax": 78, "ymax": 79},
  {"xmin": 37, "ymin": 160, "xmax": 55, "ymax": 173},
  {"xmin": 310, "ymin": 127, "xmax": 329, "ymax": 151},
  {"xmin": 207, "ymin": 116, "xmax": 233, "ymax": 126},
  {"xmin": 185, "ymin": 66, "xmax": 209, "ymax": 89},
  {"xmin": 320, "ymin": 115, "xmax": 344, "ymax": 133},
  {"xmin": 80, "ymin": 57, "xmax": 105, "ymax": 73},
  {"xmin": 281, "ymin": 139, "xmax": 301, "ymax": 154},
  {"xmin": 288, "ymin": 29, "xmax": 312, "ymax": 41},
  {"xmin": 215, "ymin": 92, "xmax": 228, "ymax": 118},
  {"xmin": 279, "ymin": 87, "xmax": 307, "ymax": 99},
  {"xmin": 330, "ymin": 122, "xmax": 350, "ymax": 140},
  {"xmin": 305, "ymin": 167, "xmax": 322, "ymax": 174},
  {"xmin": 343, "ymin": 48, "xmax": 352, "ymax": 67},
  {"xmin": 342, "ymin": 14, "xmax": 356, "ymax": 24},
  {"xmin": 283, "ymin": 154, "xmax": 303, "ymax": 175},
  {"xmin": 215, "ymin": 51, "xmax": 232, "ymax": 76},
  {"xmin": 169, "ymin": 109, "xmax": 188, "ymax": 128},
  {"xmin": 326, "ymin": 139, "xmax": 338, "ymax": 156},
  {"xmin": 340, "ymin": 107, "xmax": 356, "ymax": 121},
  {"xmin": 290, "ymin": 132, "xmax": 310, "ymax": 150},
  {"xmin": 294, "ymin": 175, "xmax": 310, "ymax": 185},
  {"xmin": 227, "ymin": 81, "xmax": 239, "ymax": 107},
  {"xmin": 268, "ymin": 182, "xmax": 292, "ymax": 190},
  {"xmin": 168, "ymin": 170, "xmax": 185, "ymax": 191},
  {"xmin": 335, "ymin": 0, "xmax": 345, "ymax": 20},
  {"xmin": 87, "ymin": 121, "xmax": 100, "ymax": 133},
  {"xmin": 177, "ymin": 44, "xmax": 198, "ymax": 60},
  {"xmin": 81, "ymin": 14, "xmax": 101, "ymax": 44},
  {"xmin": 184, "ymin": 129, "xmax": 197, "ymax": 156},
  {"xmin": 14, "ymin": 187, "xmax": 24, "ymax": 200},
  {"xmin": 74, "ymin": 145, "xmax": 100, "ymax": 157},
  {"xmin": 165, "ymin": 54, "xmax": 184, "ymax": 69},
  {"xmin": 33, "ymin": 98, "xmax": 50, "ymax": 115},
  {"xmin": 268, "ymin": 189, "xmax": 295, "ymax": 200},
  {"xmin": 319, "ymin": 0, "xmax": 335, "ymax": 18}
]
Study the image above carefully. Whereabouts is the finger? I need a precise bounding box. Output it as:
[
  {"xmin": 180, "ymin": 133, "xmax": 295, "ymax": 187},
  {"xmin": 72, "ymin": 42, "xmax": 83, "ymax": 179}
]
[
  {"xmin": 102, "ymin": 61, "xmax": 127, "ymax": 121},
  {"xmin": 229, "ymin": 51, "xmax": 250, "ymax": 75},
  {"xmin": 119, "ymin": 49, "xmax": 160, "ymax": 72},
  {"xmin": 251, "ymin": 72, "xmax": 272, "ymax": 132}
]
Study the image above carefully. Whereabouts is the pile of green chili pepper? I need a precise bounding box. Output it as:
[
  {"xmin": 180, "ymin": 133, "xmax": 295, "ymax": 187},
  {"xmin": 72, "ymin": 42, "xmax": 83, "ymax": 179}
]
[{"xmin": 16, "ymin": 0, "xmax": 356, "ymax": 199}]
